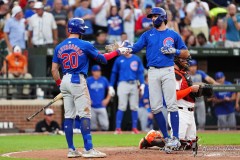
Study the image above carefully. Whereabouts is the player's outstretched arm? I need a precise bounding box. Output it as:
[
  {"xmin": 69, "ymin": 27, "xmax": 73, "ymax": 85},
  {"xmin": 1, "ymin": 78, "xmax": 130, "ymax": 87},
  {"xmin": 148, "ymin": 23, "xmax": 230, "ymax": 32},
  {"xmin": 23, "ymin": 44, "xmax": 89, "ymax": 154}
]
[{"xmin": 178, "ymin": 49, "xmax": 190, "ymax": 59}]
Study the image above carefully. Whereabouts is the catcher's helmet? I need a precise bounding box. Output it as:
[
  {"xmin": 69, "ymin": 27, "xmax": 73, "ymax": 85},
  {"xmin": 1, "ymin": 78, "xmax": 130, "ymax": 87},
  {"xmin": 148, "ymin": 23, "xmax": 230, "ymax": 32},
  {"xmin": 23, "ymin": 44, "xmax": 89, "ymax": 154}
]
[
  {"xmin": 68, "ymin": 18, "xmax": 88, "ymax": 34},
  {"xmin": 174, "ymin": 56, "xmax": 192, "ymax": 71}
]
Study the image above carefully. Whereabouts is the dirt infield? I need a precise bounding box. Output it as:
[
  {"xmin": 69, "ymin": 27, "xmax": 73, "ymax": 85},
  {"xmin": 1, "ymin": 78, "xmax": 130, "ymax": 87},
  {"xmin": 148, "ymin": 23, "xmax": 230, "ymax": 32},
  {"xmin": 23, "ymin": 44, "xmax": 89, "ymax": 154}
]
[{"xmin": 3, "ymin": 146, "xmax": 240, "ymax": 160}]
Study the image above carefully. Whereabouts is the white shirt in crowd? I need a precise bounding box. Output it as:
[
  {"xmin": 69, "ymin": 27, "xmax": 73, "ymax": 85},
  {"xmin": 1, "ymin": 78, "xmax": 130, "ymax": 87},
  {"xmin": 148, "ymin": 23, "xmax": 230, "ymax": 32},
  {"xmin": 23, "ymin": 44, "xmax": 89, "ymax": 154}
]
[
  {"xmin": 186, "ymin": 1, "xmax": 209, "ymax": 28},
  {"xmin": 123, "ymin": 8, "xmax": 135, "ymax": 44},
  {"xmin": 91, "ymin": 0, "xmax": 116, "ymax": 27},
  {"xmin": 28, "ymin": 12, "xmax": 57, "ymax": 45}
]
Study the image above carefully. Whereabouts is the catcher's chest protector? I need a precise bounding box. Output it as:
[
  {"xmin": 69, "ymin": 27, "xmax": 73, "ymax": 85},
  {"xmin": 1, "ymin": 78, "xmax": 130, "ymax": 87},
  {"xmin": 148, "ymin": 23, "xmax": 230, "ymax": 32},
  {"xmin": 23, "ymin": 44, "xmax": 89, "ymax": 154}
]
[{"xmin": 175, "ymin": 69, "xmax": 195, "ymax": 103}]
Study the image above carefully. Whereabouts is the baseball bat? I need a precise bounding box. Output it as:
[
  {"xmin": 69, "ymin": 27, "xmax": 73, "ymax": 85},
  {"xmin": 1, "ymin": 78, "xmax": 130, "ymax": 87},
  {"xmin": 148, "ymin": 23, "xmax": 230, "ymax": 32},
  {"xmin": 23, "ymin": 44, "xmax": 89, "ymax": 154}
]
[{"xmin": 26, "ymin": 93, "xmax": 63, "ymax": 121}]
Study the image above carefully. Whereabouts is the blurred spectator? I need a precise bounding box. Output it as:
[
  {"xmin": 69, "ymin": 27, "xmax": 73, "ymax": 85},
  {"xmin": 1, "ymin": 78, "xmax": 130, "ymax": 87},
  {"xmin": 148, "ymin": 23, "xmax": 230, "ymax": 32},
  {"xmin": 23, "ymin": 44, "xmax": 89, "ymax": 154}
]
[
  {"xmin": 135, "ymin": 4, "xmax": 152, "ymax": 37},
  {"xmin": 118, "ymin": 32, "xmax": 128, "ymax": 45},
  {"xmin": 52, "ymin": 0, "xmax": 68, "ymax": 42},
  {"xmin": 142, "ymin": 0, "xmax": 155, "ymax": 9},
  {"xmin": 185, "ymin": 34, "xmax": 196, "ymax": 48},
  {"xmin": 107, "ymin": 6, "xmax": 123, "ymax": 43},
  {"xmin": 4, "ymin": 5, "xmax": 25, "ymax": 52},
  {"xmin": 166, "ymin": 10, "xmax": 180, "ymax": 33},
  {"xmin": 91, "ymin": 0, "xmax": 116, "ymax": 33},
  {"xmin": 160, "ymin": 0, "xmax": 178, "ymax": 21},
  {"xmin": 93, "ymin": 30, "xmax": 109, "ymax": 46},
  {"xmin": 123, "ymin": 0, "xmax": 135, "ymax": 43},
  {"xmin": 87, "ymin": 65, "xmax": 111, "ymax": 131},
  {"xmin": 196, "ymin": 32, "xmax": 213, "ymax": 48},
  {"xmin": 35, "ymin": 108, "xmax": 61, "ymax": 133},
  {"xmin": 175, "ymin": 0, "xmax": 186, "ymax": 30},
  {"xmin": 188, "ymin": 59, "xmax": 217, "ymax": 130},
  {"xmin": 0, "ymin": 0, "xmax": 9, "ymax": 41},
  {"xmin": 1, "ymin": 46, "xmax": 32, "ymax": 95},
  {"xmin": 223, "ymin": 4, "xmax": 240, "ymax": 48},
  {"xmin": 45, "ymin": 0, "xmax": 69, "ymax": 11},
  {"xmin": 180, "ymin": 26, "xmax": 193, "ymax": 42},
  {"xmin": 24, "ymin": 0, "xmax": 36, "ymax": 19},
  {"xmin": 28, "ymin": 2, "xmax": 58, "ymax": 47},
  {"xmin": 212, "ymin": 72, "xmax": 237, "ymax": 130},
  {"xmin": 186, "ymin": 0, "xmax": 209, "ymax": 40},
  {"xmin": 210, "ymin": 18, "xmax": 226, "ymax": 47},
  {"xmin": 74, "ymin": 0, "xmax": 94, "ymax": 40}
]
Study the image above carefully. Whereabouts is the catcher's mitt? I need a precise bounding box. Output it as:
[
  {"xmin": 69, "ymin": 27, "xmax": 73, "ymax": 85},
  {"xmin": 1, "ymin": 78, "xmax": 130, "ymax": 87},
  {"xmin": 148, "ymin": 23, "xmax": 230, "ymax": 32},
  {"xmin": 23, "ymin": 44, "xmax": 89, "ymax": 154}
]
[
  {"xmin": 139, "ymin": 130, "xmax": 165, "ymax": 149},
  {"xmin": 105, "ymin": 40, "xmax": 120, "ymax": 52},
  {"xmin": 197, "ymin": 84, "xmax": 213, "ymax": 97}
]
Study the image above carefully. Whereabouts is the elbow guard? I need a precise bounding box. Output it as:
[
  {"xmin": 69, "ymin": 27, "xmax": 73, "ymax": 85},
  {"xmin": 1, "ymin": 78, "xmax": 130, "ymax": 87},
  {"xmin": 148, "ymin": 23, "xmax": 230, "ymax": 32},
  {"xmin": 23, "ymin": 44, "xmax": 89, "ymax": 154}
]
[{"xmin": 95, "ymin": 54, "xmax": 107, "ymax": 64}]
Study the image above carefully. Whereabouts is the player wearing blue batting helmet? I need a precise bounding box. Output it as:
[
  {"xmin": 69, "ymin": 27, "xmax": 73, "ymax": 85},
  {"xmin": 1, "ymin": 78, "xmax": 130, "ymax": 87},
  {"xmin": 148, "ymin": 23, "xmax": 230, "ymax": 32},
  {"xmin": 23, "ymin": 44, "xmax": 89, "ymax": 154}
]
[
  {"xmin": 147, "ymin": 7, "xmax": 167, "ymax": 28},
  {"xmin": 68, "ymin": 18, "xmax": 88, "ymax": 35}
]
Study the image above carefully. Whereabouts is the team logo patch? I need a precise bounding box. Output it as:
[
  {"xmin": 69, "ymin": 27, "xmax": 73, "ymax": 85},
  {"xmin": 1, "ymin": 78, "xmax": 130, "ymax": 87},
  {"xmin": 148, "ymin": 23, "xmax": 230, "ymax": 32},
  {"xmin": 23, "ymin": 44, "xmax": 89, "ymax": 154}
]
[
  {"xmin": 163, "ymin": 37, "xmax": 174, "ymax": 47},
  {"xmin": 130, "ymin": 61, "xmax": 138, "ymax": 71}
]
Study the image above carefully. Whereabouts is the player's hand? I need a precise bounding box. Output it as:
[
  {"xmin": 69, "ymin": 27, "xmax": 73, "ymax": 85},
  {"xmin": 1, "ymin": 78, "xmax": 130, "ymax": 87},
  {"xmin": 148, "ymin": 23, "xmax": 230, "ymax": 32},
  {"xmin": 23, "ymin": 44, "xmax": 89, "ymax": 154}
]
[
  {"xmin": 140, "ymin": 84, "xmax": 145, "ymax": 96},
  {"xmin": 117, "ymin": 47, "xmax": 132, "ymax": 55},
  {"xmin": 102, "ymin": 99, "xmax": 109, "ymax": 107},
  {"xmin": 191, "ymin": 85, "xmax": 200, "ymax": 92},
  {"xmin": 224, "ymin": 97, "xmax": 231, "ymax": 102},
  {"xmin": 161, "ymin": 46, "xmax": 180, "ymax": 55},
  {"xmin": 109, "ymin": 86, "xmax": 115, "ymax": 97}
]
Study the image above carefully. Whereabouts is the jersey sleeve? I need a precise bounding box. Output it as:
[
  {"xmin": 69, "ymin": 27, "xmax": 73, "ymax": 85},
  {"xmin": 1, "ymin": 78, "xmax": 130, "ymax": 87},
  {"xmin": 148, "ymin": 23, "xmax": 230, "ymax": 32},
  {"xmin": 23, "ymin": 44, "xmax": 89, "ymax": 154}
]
[
  {"xmin": 86, "ymin": 42, "xmax": 99, "ymax": 59},
  {"xmin": 52, "ymin": 47, "xmax": 60, "ymax": 64},
  {"xmin": 174, "ymin": 32, "xmax": 187, "ymax": 50},
  {"xmin": 197, "ymin": 70, "xmax": 208, "ymax": 80},
  {"xmin": 132, "ymin": 32, "xmax": 147, "ymax": 54}
]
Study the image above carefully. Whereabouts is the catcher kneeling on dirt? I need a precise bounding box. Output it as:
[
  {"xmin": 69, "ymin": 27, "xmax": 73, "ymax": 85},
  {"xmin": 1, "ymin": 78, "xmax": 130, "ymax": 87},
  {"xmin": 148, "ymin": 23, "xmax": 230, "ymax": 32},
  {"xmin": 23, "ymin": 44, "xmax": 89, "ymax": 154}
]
[{"xmin": 139, "ymin": 56, "xmax": 213, "ymax": 156}]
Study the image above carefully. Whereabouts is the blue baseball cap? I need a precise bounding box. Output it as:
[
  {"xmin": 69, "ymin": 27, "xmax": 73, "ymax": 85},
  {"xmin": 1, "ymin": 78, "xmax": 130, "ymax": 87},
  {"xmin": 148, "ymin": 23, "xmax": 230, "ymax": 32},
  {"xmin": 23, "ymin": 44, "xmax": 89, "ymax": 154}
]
[
  {"xmin": 91, "ymin": 65, "xmax": 101, "ymax": 71},
  {"xmin": 145, "ymin": 4, "xmax": 152, "ymax": 8},
  {"xmin": 215, "ymin": 72, "xmax": 225, "ymax": 80},
  {"xmin": 189, "ymin": 59, "xmax": 197, "ymax": 66}
]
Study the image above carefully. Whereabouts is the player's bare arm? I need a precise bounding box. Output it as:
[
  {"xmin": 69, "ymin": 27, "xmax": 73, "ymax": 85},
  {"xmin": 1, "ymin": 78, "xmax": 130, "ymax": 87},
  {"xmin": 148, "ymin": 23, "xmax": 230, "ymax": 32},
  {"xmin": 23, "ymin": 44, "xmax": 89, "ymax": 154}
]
[{"xmin": 51, "ymin": 62, "xmax": 61, "ymax": 86}]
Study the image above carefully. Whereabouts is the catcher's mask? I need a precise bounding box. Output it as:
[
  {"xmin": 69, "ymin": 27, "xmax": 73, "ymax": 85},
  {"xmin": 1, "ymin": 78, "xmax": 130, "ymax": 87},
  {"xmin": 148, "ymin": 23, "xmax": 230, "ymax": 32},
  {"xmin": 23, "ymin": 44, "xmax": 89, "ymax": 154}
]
[{"xmin": 174, "ymin": 56, "xmax": 192, "ymax": 71}]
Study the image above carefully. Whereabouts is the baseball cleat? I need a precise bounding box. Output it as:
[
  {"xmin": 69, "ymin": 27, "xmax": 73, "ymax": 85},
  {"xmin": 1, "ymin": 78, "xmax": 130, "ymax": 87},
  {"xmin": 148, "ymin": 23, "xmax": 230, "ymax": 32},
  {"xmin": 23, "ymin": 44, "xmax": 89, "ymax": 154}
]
[
  {"xmin": 67, "ymin": 149, "xmax": 82, "ymax": 158},
  {"xmin": 131, "ymin": 128, "xmax": 140, "ymax": 134},
  {"xmin": 164, "ymin": 137, "xmax": 181, "ymax": 153},
  {"xmin": 82, "ymin": 148, "xmax": 106, "ymax": 158},
  {"xmin": 114, "ymin": 128, "xmax": 122, "ymax": 134}
]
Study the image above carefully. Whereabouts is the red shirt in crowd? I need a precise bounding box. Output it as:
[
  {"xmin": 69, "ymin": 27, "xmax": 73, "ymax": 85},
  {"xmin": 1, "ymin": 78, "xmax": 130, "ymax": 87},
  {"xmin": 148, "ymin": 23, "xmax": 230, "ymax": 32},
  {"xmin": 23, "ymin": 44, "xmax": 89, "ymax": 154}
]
[{"xmin": 210, "ymin": 26, "xmax": 226, "ymax": 42}]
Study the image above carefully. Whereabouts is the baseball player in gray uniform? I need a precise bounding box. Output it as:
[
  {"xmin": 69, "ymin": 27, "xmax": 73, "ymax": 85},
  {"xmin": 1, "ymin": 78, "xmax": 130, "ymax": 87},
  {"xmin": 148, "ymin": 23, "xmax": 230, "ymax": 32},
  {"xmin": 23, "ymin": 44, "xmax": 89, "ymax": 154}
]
[{"xmin": 188, "ymin": 60, "xmax": 217, "ymax": 130}]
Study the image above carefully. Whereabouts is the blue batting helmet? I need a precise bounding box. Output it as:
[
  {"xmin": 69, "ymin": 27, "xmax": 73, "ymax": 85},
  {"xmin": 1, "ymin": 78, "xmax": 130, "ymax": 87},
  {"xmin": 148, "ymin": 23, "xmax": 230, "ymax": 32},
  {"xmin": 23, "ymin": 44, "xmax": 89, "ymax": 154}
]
[
  {"xmin": 152, "ymin": 8, "xmax": 167, "ymax": 27},
  {"xmin": 68, "ymin": 18, "xmax": 88, "ymax": 34}
]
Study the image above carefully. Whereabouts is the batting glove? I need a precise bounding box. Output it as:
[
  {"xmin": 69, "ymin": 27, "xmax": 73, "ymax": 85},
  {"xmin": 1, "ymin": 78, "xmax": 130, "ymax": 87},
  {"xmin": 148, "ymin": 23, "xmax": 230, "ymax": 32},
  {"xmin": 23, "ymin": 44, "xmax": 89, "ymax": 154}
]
[
  {"xmin": 117, "ymin": 47, "xmax": 132, "ymax": 55},
  {"xmin": 140, "ymin": 84, "xmax": 145, "ymax": 96},
  {"xmin": 161, "ymin": 46, "xmax": 180, "ymax": 56},
  {"xmin": 109, "ymin": 86, "xmax": 115, "ymax": 97}
]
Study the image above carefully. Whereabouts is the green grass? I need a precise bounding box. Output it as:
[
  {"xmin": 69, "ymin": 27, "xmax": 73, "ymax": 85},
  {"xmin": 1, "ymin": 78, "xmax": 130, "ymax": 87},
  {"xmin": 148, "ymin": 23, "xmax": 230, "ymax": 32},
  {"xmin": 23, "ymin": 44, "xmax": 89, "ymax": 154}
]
[{"xmin": 0, "ymin": 132, "xmax": 240, "ymax": 160}]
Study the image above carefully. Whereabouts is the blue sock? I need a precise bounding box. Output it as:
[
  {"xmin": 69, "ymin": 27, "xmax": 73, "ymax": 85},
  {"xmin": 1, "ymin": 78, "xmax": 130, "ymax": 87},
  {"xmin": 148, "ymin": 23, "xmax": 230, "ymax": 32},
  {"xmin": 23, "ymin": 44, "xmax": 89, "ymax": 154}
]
[
  {"xmin": 80, "ymin": 118, "xmax": 93, "ymax": 151},
  {"xmin": 64, "ymin": 118, "xmax": 75, "ymax": 150},
  {"xmin": 116, "ymin": 110, "xmax": 124, "ymax": 129},
  {"xmin": 74, "ymin": 116, "xmax": 81, "ymax": 129},
  {"xmin": 154, "ymin": 112, "xmax": 169, "ymax": 138},
  {"xmin": 170, "ymin": 111, "xmax": 179, "ymax": 139},
  {"xmin": 147, "ymin": 118, "xmax": 153, "ymax": 128},
  {"xmin": 131, "ymin": 110, "xmax": 138, "ymax": 129}
]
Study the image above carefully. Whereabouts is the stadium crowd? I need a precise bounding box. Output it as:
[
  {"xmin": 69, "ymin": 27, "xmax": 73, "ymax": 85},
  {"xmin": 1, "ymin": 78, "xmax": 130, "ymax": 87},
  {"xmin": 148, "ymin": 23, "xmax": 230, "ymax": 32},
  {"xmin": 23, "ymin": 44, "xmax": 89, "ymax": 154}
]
[{"xmin": 0, "ymin": 0, "xmax": 239, "ymax": 132}]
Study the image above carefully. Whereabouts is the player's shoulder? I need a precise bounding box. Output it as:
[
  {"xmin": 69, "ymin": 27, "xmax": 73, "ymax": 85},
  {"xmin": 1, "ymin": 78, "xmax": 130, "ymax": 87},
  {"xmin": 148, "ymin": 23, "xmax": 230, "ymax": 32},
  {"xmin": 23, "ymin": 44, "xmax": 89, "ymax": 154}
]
[
  {"xmin": 101, "ymin": 76, "xmax": 109, "ymax": 82},
  {"xmin": 167, "ymin": 28, "xmax": 181, "ymax": 37},
  {"xmin": 196, "ymin": 70, "xmax": 206, "ymax": 75},
  {"xmin": 86, "ymin": 76, "xmax": 94, "ymax": 82}
]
